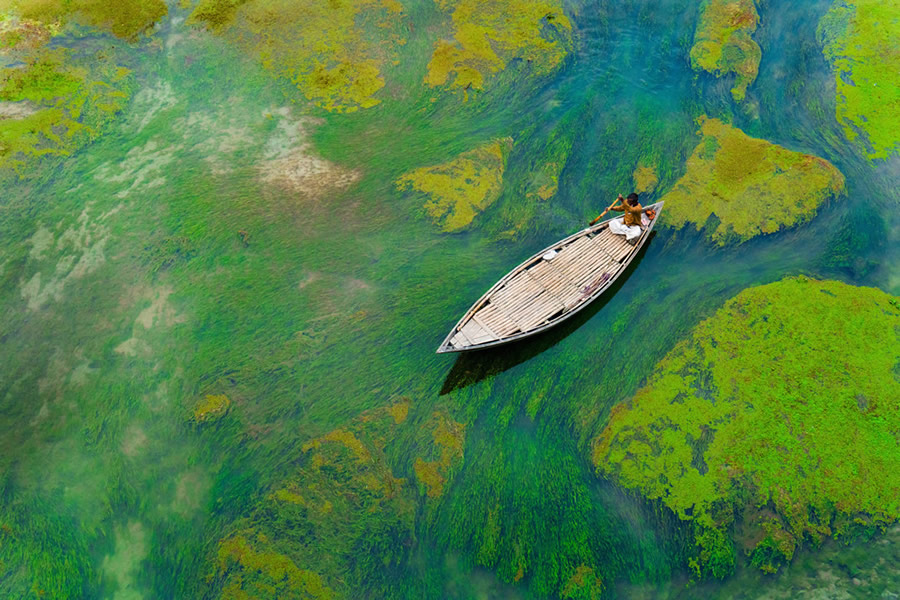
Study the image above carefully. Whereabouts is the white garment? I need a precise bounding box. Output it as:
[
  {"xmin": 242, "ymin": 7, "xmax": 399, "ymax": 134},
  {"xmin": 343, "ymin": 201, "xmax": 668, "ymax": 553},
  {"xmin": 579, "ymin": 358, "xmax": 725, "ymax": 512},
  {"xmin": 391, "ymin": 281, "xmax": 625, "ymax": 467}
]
[{"xmin": 609, "ymin": 217, "xmax": 642, "ymax": 241}]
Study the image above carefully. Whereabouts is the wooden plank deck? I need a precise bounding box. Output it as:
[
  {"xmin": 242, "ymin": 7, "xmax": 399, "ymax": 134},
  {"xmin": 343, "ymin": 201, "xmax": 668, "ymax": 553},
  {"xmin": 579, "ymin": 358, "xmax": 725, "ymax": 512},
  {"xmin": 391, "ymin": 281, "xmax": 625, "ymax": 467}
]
[{"xmin": 449, "ymin": 224, "xmax": 644, "ymax": 348}]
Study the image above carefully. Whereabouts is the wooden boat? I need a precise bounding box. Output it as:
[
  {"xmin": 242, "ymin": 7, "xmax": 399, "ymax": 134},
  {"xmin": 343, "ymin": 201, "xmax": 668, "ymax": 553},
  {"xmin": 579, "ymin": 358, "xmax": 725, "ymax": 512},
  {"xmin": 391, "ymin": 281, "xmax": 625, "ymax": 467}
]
[{"xmin": 436, "ymin": 202, "xmax": 663, "ymax": 353}]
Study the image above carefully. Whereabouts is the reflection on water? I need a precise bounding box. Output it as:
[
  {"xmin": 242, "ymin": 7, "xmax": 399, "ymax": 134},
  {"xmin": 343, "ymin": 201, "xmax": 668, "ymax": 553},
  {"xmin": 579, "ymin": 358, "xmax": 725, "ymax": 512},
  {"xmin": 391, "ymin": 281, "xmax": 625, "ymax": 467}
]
[{"xmin": 0, "ymin": 0, "xmax": 897, "ymax": 598}]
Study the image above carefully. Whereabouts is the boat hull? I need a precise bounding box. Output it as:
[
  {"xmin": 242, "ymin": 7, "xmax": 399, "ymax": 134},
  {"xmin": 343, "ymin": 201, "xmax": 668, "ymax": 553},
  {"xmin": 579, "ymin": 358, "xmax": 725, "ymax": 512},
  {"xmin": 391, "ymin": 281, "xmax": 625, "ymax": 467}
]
[{"xmin": 436, "ymin": 202, "xmax": 664, "ymax": 353}]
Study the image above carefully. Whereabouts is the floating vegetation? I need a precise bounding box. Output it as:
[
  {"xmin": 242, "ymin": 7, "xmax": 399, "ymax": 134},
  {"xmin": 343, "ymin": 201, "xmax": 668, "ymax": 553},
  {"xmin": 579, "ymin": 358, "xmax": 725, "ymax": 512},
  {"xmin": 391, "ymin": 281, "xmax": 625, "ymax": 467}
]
[
  {"xmin": 593, "ymin": 277, "xmax": 900, "ymax": 577},
  {"xmin": 561, "ymin": 565, "xmax": 603, "ymax": 600},
  {"xmin": 396, "ymin": 138, "xmax": 512, "ymax": 232},
  {"xmin": 0, "ymin": 16, "xmax": 53, "ymax": 55},
  {"xmin": 188, "ymin": 0, "xmax": 406, "ymax": 112},
  {"xmin": 632, "ymin": 163, "xmax": 659, "ymax": 195},
  {"xmin": 690, "ymin": 0, "xmax": 761, "ymax": 101},
  {"xmin": 413, "ymin": 411, "xmax": 465, "ymax": 499},
  {"xmin": 818, "ymin": 0, "xmax": 900, "ymax": 159},
  {"xmin": 0, "ymin": 0, "xmax": 167, "ymax": 39},
  {"xmin": 0, "ymin": 47, "xmax": 132, "ymax": 175},
  {"xmin": 192, "ymin": 394, "xmax": 231, "ymax": 424},
  {"xmin": 425, "ymin": 0, "xmax": 572, "ymax": 96},
  {"xmin": 659, "ymin": 117, "xmax": 844, "ymax": 245},
  {"xmin": 208, "ymin": 401, "xmax": 418, "ymax": 598}
]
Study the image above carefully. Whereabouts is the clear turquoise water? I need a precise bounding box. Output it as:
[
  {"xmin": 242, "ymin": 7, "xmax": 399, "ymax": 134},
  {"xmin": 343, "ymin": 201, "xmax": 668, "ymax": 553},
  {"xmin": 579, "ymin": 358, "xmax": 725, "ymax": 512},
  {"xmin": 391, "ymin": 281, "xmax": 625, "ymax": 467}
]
[{"xmin": 0, "ymin": 0, "xmax": 897, "ymax": 598}]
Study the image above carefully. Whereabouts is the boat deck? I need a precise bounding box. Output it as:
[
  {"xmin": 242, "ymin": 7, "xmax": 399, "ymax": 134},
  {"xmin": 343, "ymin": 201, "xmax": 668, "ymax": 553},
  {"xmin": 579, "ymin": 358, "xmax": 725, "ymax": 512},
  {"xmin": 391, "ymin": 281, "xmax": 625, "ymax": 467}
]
[{"xmin": 448, "ymin": 225, "xmax": 635, "ymax": 348}]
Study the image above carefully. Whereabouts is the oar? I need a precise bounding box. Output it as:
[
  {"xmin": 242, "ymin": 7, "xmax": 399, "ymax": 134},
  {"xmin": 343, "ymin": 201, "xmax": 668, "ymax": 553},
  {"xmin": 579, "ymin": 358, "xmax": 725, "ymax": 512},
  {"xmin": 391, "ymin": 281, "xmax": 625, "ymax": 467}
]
[{"xmin": 589, "ymin": 197, "xmax": 621, "ymax": 226}]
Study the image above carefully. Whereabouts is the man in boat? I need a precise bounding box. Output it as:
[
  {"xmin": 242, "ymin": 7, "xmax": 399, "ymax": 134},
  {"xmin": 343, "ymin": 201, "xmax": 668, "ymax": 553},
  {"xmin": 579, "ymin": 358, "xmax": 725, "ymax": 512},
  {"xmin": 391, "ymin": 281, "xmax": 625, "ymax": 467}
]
[{"xmin": 608, "ymin": 193, "xmax": 645, "ymax": 243}]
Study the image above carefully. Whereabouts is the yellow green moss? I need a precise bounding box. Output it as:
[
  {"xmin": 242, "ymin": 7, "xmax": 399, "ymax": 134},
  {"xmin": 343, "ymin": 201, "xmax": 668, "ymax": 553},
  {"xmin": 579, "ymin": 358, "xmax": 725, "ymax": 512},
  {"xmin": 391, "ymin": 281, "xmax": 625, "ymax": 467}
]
[
  {"xmin": 0, "ymin": 48, "xmax": 132, "ymax": 174},
  {"xmin": 818, "ymin": 0, "xmax": 900, "ymax": 159},
  {"xmin": 659, "ymin": 117, "xmax": 844, "ymax": 245},
  {"xmin": 396, "ymin": 138, "xmax": 512, "ymax": 232},
  {"xmin": 425, "ymin": 0, "xmax": 572, "ymax": 95},
  {"xmin": 192, "ymin": 394, "xmax": 231, "ymax": 423},
  {"xmin": 386, "ymin": 399, "xmax": 409, "ymax": 424},
  {"xmin": 632, "ymin": 163, "xmax": 659, "ymax": 194},
  {"xmin": 214, "ymin": 402, "xmax": 415, "ymax": 596},
  {"xmin": 0, "ymin": 0, "xmax": 167, "ymax": 39},
  {"xmin": 526, "ymin": 160, "xmax": 563, "ymax": 201},
  {"xmin": 188, "ymin": 0, "xmax": 405, "ymax": 112},
  {"xmin": 690, "ymin": 0, "xmax": 761, "ymax": 101},
  {"xmin": 561, "ymin": 565, "xmax": 603, "ymax": 600},
  {"xmin": 0, "ymin": 16, "xmax": 53, "ymax": 53},
  {"xmin": 593, "ymin": 277, "xmax": 900, "ymax": 576},
  {"xmin": 215, "ymin": 535, "xmax": 334, "ymax": 600},
  {"xmin": 413, "ymin": 411, "xmax": 465, "ymax": 498}
]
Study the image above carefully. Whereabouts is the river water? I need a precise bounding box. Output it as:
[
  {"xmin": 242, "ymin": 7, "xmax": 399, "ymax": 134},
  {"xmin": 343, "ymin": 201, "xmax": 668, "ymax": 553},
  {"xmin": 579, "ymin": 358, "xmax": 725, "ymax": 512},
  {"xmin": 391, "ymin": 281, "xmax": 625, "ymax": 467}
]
[{"xmin": 1, "ymin": 0, "xmax": 897, "ymax": 598}]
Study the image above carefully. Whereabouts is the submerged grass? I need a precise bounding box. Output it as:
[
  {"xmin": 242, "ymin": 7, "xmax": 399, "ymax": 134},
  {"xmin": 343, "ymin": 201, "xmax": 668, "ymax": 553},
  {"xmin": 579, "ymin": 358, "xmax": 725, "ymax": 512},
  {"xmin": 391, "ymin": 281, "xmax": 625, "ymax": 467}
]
[{"xmin": 593, "ymin": 277, "xmax": 900, "ymax": 578}]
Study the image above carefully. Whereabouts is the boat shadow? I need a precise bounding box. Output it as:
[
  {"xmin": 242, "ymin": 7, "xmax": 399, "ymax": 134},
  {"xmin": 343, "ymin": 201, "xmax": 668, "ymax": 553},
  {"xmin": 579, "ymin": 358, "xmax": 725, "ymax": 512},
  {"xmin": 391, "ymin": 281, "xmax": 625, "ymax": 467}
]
[{"xmin": 439, "ymin": 232, "xmax": 656, "ymax": 396}]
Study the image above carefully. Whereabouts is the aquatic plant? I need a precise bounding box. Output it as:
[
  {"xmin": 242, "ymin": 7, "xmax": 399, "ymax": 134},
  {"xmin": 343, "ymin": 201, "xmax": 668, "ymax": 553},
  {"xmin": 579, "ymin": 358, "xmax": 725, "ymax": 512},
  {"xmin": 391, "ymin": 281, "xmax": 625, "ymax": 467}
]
[
  {"xmin": 818, "ymin": 0, "xmax": 900, "ymax": 159},
  {"xmin": 690, "ymin": 0, "xmax": 761, "ymax": 102},
  {"xmin": 593, "ymin": 277, "xmax": 900, "ymax": 577},
  {"xmin": 188, "ymin": 0, "xmax": 406, "ymax": 112},
  {"xmin": 0, "ymin": 44, "xmax": 132, "ymax": 175},
  {"xmin": 0, "ymin": 0, "xmax": 167, "ymax": 39},
  {"xmin": 395, "ymin": 138, "xmax": 513, "ymax": 232},
  {"xmin": 413, "ymin": 411, "xmax": 465, "ymax": 499},
  {"xmin": 632, "ymin": 163, "xmax": 659, "ymax": 194},
  {"xmin": 659, "ymin": 117, "xmax": 844, "ymax": 245},
  {"xmin": 207, "ymin": 400, "xmax": 419, "ymax": 597},
  {"xmin": 192, "ymin": 394, "xmax": 231, "ymax": 424},
  {"xmin": 425, "ymin": 0, "xmax": 572, "ymax": 97}
]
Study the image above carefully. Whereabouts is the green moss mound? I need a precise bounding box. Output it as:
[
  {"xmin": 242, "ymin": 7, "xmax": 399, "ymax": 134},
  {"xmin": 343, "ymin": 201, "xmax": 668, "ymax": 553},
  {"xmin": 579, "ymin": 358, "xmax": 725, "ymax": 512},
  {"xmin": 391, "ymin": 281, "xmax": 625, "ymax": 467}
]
[
  {"xmin": 425, "ymin": 0, "xmax": 572, "ymax": 98},
  {"xmin": 0, "ymin": 48, "xmax": 132, "ymax": 175},
  {"xmin": 0, "ymin": 0, "xmax": 167, "ymax": 39},
  {"xmin": 690, "ymin": 0, "xmax": 761, "ymax": 102},
  {"xmin": 395, "ymin": 137, "xmax": 513, "ymax": 232},
  {"xmin": 659, "ymin": 117, "xmax": 845, "ymax": 245},
  {"xmin": 818, "ymin": 0, "xmax": 900, "ymax": 159},
  {"xmin": 187, "ymin": 0, "xmax": 406, "ymax": 113},
  {"xmin": 593, "ymin": 276, "xmax": 900, "ymax": 577}
]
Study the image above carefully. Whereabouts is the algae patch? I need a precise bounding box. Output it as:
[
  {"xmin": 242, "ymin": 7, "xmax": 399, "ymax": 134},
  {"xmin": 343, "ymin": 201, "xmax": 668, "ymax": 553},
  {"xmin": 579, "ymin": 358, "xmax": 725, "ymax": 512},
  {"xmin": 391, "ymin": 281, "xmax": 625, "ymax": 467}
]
[
  {"xmin": 593, "ymin": 277, "xmax": 900, "ymax": 577},
  {"xmin": 396, "ymin": 138, "xmax": 512, "ymax": 232},
  {"xmin": 192, "ymin": 394, "xmax": 231, "ymax": 424},
  {"xmin": 632, "ymin": 163, "xmax": 659, "ymax": 195},
  {"xmin": 0, "ymin": 0, "xmax": 167, "ymax": 39},
  {"xmin": 188, "ymin": 0, "xmax": 406, "ymax": 113},
  {"xmin": 413, "ymin": 411, "xmax": 465, "ymax": 499},
  {"xmin": 690, "ymin": 0, "xmax": 761, "ymax": 102},
  {"xmin": 818, "ymin": 0, "xmax": 900, "ymax": 159},
  {"xmin": 659, "ymin": 117, "xmax": 844, "ymax": 245},
  {"xmin": 210, "ymin": 400, "xmax": 415, "ymax": 598},
  {"xmin": 426, "ymin": 0, "xmax": 572, "ymax": 96},
  {"xmin": 0, "ymin": 46, "xmax": 132, "ymax": 175}
]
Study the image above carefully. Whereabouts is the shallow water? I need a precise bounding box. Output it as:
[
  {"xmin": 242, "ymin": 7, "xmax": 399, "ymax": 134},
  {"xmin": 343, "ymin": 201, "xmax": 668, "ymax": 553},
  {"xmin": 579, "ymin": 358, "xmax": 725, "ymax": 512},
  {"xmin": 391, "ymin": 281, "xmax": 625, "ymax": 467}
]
[{"xmin": 0, "ymin": 0, "xmax": 897, "ymax": 598}]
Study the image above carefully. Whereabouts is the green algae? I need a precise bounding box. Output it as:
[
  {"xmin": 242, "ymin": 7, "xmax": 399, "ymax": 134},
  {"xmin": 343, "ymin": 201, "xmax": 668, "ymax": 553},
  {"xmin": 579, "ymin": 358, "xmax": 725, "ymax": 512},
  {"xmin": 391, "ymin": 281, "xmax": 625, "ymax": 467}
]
[
  {"xmin": 215, "ymin": 535, "xmax": 334, "ymax": 600},
  {"xmin": 208, "ymin": 401, "xmax": 420, "ymax": 598},
  {"xmin": 413, "ymin": 411, "xmax": 465, "ymax": 499},
  {"xmin": 593, "ymin": 277, "xmax": 900, "ymax": 577},
  {"xmin": 690, "ymin": 0, "xmax": 761, "ymax": 102},
  {"xmin": 818, "ymin": 0, "xmax": 900, "ymax": 159},
  {"xmin": 188, "ymin": 0, "xmax": 406, "ymax": 113},
  {"xmin": 632, "ymin": 163, "xmax": 659, "ymax": 195},
  {"xmin": 0, "ymin": 48, "xmax": 132, "ymax": 174},
  {"xmin": 425, "ymin": 0, "xmax": 572, "ymax": 97},
  {"xmin": 395, "ymin": 137, "xmax": 512, "ymax": 232},
  {"xmin": 561, "ymin": 565, "xmax": 603, "ymax": 600},
  {"xmin": 659, "ymin": 117, "xmax": 845, "ymax": 245},
  {"xmin": 192, "ymin": 394, "xmax": 231, "ymax": 424},
  {"xmin": 0, "ymin": 0, "xmax": 167, "ymax": 39}
]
